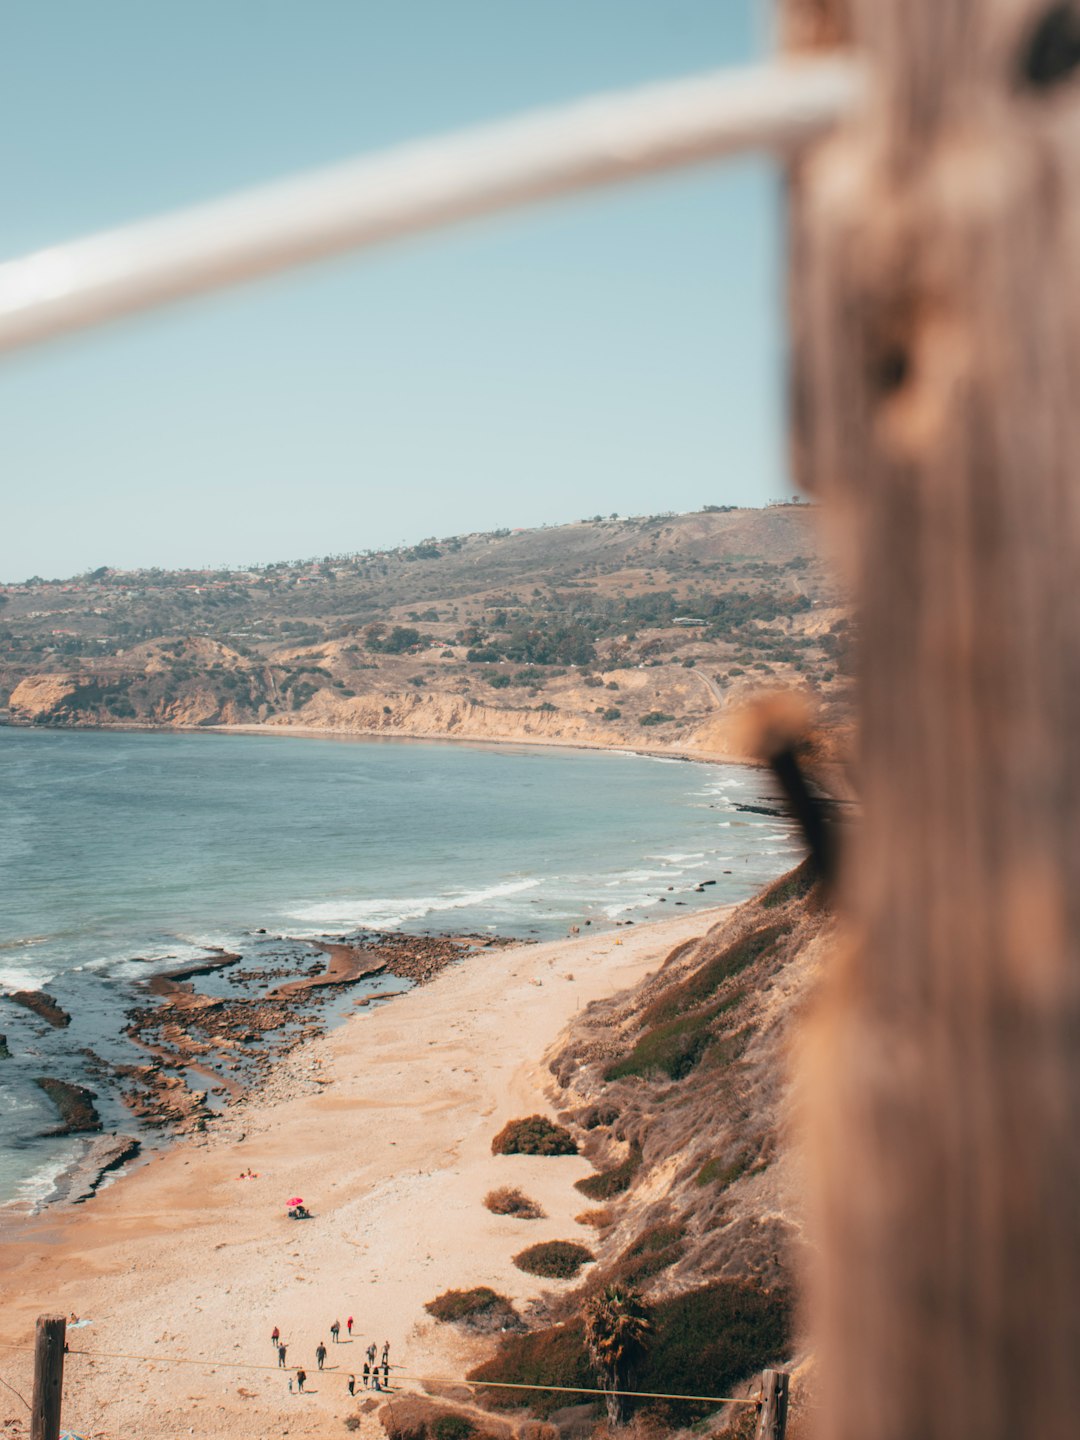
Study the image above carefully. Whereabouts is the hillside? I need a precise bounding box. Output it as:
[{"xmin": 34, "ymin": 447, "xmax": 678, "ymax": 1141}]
[
  {"xmin": 0, "ymin": 507, "xmax": 850, "ymax": 755},
  {"xmin": 452, "ymin": 862, "xmax": 831, "ymax": 1437}
]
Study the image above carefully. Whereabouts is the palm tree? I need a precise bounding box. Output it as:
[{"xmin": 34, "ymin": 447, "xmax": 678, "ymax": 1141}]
[{"xmin": 583, "ymin": 1284, "xmax": 652, "ymax": 1427}]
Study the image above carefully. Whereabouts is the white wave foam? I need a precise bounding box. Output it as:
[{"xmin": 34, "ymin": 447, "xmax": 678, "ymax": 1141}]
[
  {"xmin": 0, "ymin": 963, "xmax": 56, "ymax": 990},
  {"xmin": 603, "ymin": 869, "xmax": 672, "ymax": 887},
  {"xmin": 288, "ymin": 877, "xmax": 541, "ymax": 930},
  {"xmin": 602, "ymin": 896, "xmax": 664, "ymax": 919},
  {"xmin": 1, "ymin": 1143, "xmax": 81, "ymax": 1213}
]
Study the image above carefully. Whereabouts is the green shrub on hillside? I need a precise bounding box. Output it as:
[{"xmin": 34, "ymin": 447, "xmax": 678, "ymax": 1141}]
[
  {"xmin": 491, "ymin": 1115, "xmax": 577, "ymax": 1156},
  {"xmin": 639, "ymin": 711, "xmax": 675, "ymax": 727},
  {"xmin": 468, "ymin": 1280, "xmax": 793, "ymax": 1423},
  {"xmin": 513, "ymin": 1240, "xmax": 594, "ymax": 1279},
  {"xmin": 640, "ymin": 924, "xmax": 792, "ymax": 1029},
  {"xmin": 604, "ymin": 1012, "xmax": 717, "ymax": 1082},
  {"xmin": 574, "ymin": 1144, "xmax": 642, "ymax": 1199},
  {"xmin": 469, "ymin": 1319, "xmax": 593, "ymax": 1417},
  {"xmin": 695, "ymin": 1151, "xmax": 752, "ymax": 1189},
  {"xmin": 614, "ymin": 1222, "xmax": 687, "ymax": 1285},
  {"xmin": 430, "ymin": 1415, "xmax": 476, "ymax": 1440}
]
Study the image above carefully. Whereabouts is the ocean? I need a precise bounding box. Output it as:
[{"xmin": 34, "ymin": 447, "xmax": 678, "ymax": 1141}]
[{"xmin": 0, "ymin": 727, "xmax": 802, "ymax": 1209}]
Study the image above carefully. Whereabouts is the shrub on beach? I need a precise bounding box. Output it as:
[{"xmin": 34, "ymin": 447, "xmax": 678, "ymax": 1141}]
[
  {"xmin": 513, "ymin": 1240, "xmax": 595, "ymax": 1279},
  {"xmin": 484, "ymin": 1186, "xmax": 545, "ymax": 1219},
  {"xmin": 491, "ymin": 1115, "xmax": 578, "ymax": 1156},
  {"xmin": 424, "ymin": 1288, "xmax": 520, "ymax": 1333}
]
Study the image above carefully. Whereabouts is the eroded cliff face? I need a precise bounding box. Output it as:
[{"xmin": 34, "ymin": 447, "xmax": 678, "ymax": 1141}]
[
  {"xmin": 7, "ymin": 674, "xmax": 243, "ymax": 728},
  {"xmin": 258, "ymin": 685, "xmax": 749, "ymax": 758},
  {"xmin": 461, "ymin": 865, "xmax": 830, "ymax": 1433},
  {"xmin": 8, "ymin": 674, "xmax": 81, "ymax": 720},
  {"xmin": 545, "ymin": 860, "xmax": 830, "ymax": 1298}
]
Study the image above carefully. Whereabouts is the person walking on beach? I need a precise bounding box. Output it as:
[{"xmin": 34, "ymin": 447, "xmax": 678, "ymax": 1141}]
[
  {"xmin": 382, "ymin": 1340, "xmax": 390, "ymax": 1366},
  {"xmin": 271, "ymin": 1325, "xmax": 280, "ymax": 1347},
  {"xmin": 348, "ymin": 1374, "xmax": 356, "ymax": 1397},
  {"xmin": 316, "ymin": 1340, "xmax": 328, "ymax": 1370},
  {"xmin": 367, "ymin": 1341, "xmax": 376, "ymax": 1366},
  {"xmin": 347, "ymin": 1315, "xmax": 354, "ymax": 1337},
  {"xmin": 362, "ymin": 1362, "xmax": 371, "ymax": 1388},
  {"xmin": 277, "ymin": 1342, "xmax": 287, "ymax": 1368},
  {"xmin": 296, "ymin": 1368, "xmax": 306, "ymax": 1393},
  {"xmin": 331, "ymin": 1319, "xmax": 340, "ymax": 1343},
  {"xmin": 381, "ymin": 1360, "xmax": 390, "ymax": 1388}
]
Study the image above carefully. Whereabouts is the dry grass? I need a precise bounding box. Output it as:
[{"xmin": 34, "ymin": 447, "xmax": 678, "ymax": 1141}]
[
  {"xmin": 575, "ymin": 1208, "xmax": 614, "ymax": 1229},
  {"xmin": 484, "ymin": 1186, "xmax": 545, "ymax": 1220},
  {"xmin": 491, "ymin": 1115, "xmax": 578, "ymax": 1156}
]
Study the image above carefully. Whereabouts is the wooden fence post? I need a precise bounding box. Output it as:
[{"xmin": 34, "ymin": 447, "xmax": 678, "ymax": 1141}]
[
  {"xmin": 30, "ymin": 1315, "xmax": 65, "ymax": 1440},
  {"xmin": 756, "ymin": 1369, "xmax": 789, "ymax": 1440},
  {"xmin": 783, "ymin": 3, "xmax": 1080, "ymax": 1440}
]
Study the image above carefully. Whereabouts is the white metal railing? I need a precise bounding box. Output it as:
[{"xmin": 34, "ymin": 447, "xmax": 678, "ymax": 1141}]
[{"xmin": 0, "ymin": 56, "xmax": 862, "ymax": 357}]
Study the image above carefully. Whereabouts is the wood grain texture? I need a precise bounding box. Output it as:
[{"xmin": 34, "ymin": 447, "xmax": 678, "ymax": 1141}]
[
  {"xmin": 30, "ymin": 1316, "xmax": 65, "ymax": 1440},
  {"xmin": 785, "ymin": 4, "xmax": 1080, "ymax": 1439}
]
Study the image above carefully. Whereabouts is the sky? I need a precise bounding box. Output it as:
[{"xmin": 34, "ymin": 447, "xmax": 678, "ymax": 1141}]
[{"xmin": 0, "ymin": 1, "xmax": 786, "ymax": 582}]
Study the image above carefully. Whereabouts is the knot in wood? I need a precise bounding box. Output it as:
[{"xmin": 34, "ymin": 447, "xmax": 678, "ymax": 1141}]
[{"xmin": 1020, "ymin": 3, "xmax": 1080, "ymax": 88}]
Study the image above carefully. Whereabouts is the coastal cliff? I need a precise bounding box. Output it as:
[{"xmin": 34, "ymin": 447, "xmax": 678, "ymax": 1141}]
[
  {"xmin": 461, "ymin": 862, "xmax": 828, "ymax": 1432},
  {"xmin": 1, "ymin": 508, "xmax": 851, "ymax": 757}
]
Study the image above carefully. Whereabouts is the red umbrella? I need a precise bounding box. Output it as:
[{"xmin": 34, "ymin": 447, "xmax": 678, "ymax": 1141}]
[{"xmin": 287, "ymin": 1196, "xmax": 303, "ymax": 1207}]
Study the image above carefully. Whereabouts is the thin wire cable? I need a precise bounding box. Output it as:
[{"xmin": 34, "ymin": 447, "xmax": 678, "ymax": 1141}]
[
  {"xmin": 0, "ymin": 1370, "xmax": 30, "ymax": 1411},
  {"xmin": 56, "ymin": 1346, "xmax": 756, "ymax": 1403},
  {"xmin": 0, "ymin": 56, "xmax": 863, "ymax": 356},
  {"xmin": 0, "ymin": 1340, "xmax": 764, "ymax": 1404}
]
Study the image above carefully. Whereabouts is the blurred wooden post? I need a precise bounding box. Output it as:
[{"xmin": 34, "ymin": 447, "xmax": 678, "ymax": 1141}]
[
  {"xmin": 756, "ymin": 1369, "xmax": 789, "ymax": 1440},
  {"xmin": 784, "ymin": 3, "xmax": 1080, "ymax": 1440},
  {"xmin": 30, "ymin": 1315, "xmax": 65, "ymax": 1440}
]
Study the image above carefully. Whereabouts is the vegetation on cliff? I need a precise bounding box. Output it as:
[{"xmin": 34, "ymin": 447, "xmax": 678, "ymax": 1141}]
[
  {"xmin": 0, "ymin": 509, "xmax": 850, "ymax": 753},
  {"xmin": 469, "ymin": 863, "xmax": 830, "ymax": 1429}
]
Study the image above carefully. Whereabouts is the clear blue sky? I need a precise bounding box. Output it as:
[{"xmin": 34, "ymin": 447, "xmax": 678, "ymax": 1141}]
[{"xmin": 0, "ymin": 1, "xmax": 786, "ymax": 582}]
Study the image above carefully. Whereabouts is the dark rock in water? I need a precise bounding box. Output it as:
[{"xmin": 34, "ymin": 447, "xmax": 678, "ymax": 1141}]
[
  {"xmin": 733, "ymin": 801, "xmax": 784, "ymax": 817},
  {"xmin": 149, "ymin": 950, "xmax": 242, "ymax": 983},
  {"xmin": 8, "ymin": 991, "xmax": 71, "ymax": 1028},
  {"xmin": 0, "ymin": 1033, "xmax": 9, "ymax": 1058},
  {"xmin": 63, "ymin": 1135, "xmax": 142, "ymax": 1206},
  {"xmin": 35, "ymin": 1077, "xmax": 103, "ymax": 1135}
]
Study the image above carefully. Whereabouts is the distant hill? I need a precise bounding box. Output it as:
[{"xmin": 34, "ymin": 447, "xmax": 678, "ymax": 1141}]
[{"xmin": 0, "ymin": 506, "xmax": 850, "ymax": 757}]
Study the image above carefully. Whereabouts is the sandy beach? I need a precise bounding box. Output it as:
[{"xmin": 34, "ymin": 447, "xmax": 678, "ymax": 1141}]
[{"xmin": 0, "ymin": 906, "xmax": 730, "ymax": 1440}]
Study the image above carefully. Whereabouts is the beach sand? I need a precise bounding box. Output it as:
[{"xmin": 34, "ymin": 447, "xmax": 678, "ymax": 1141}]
[{"xmin": 0, "ymin": 907, "xmax": 729, "ymax": 1440}]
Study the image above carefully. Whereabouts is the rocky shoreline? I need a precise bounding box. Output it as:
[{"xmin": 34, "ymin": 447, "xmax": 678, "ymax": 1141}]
[{"xmin": 5, "ymin": 926, "xmax": 522, "ymax": 1211}]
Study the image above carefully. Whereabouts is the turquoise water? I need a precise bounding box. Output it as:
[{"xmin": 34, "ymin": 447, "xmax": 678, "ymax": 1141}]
[{"xmin": 0, "ymin": 727, "xmax": 801, "ymax": 1206}]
